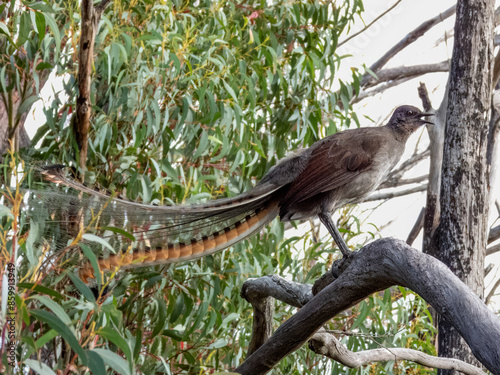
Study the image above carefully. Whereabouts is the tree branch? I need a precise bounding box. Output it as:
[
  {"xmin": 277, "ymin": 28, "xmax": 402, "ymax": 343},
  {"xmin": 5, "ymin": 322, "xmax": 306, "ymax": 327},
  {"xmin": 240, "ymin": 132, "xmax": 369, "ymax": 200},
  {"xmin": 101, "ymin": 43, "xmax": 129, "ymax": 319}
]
[
  {"xmin": 485, "ymin": 277, "xmax": 500, "ymax": 305},
  {"xmin": 235, "ymin": 238, "xmax": 500, "ymax": 375},
  {"xmin": 74, "ymin": 0, "xmax": 110, "ymax": 175},
  {"xmin": 241, "ymin": 275, "xmax": 313, "ymax": 355},
  {"xmin": 406, "ymin": 207, "xmax": 425, "ymax": 246},
  {"xmin": 486, "ymin": 242, "xmax": 500, "ymax": 256},
  {"xmin": 338, "ymin": 0, "xmax": 403, "ymax": 48},
  {"xmin": 489, "ymin": 224, "xmax": 500, "ymax": 244},
  {"xmin": 308, "ymin": 329, "xmax": 486, "ymax": 375},
  {"xmin": 361, "ymin": 184, "xmax": 427, "ymax": 203},
  {"xmin": 362, "ymin": 5, "xmax": 456, "ymax": 82},
  {"xmin": 363, "ymin": 61, "xmax": 450, "ymax": 89},
  {"xmin": 379, "ymin": 174, "xmax": 428, "ymax": 189}
]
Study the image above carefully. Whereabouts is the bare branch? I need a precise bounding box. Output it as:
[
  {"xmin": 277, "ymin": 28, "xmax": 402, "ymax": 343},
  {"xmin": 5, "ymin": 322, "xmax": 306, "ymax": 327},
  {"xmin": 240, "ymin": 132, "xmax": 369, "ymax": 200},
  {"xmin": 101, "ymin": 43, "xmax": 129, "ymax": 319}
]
[
  {"xmin": 406, "ymin": 207, "xmax": 425, "ymax": 246},
  {"xmin": 489, "ymin": 224, "xmax": 500, "ymax": 244},
  {"xmin": 485, "ymin": 263, "xmax": 494, "ymax": 277},
  {"xmin": 352, "ymin": 77, "xmax": 414, "ymax": 104},
  {"xmin": 235, "ymin": 238, "xmax": 500, "ymax": 375},
  {"xmin": 338, "ymin": 0, "xmax": 403, "ymax": 48},
  {"xmin": 485, "ymin": 277, "xmax": 500, "ymax": 305},
  {"xmin": 363, "ymin": 5, "xmax": 456, "ymax": 81},
  {"xmin": 422, "ymin": 82, "xmax": 447, "ymax": 257},
  {"xmin": 361, "ymin": 184, "xmax": 427, "ymax": 203},
  {"xmin": 242, "ymin": 286, "xmax": 274, "ymax": 356},
  {"xmin": 380, "ymin": 174, "xmax": 428, "ymax": 189},
  {"xmin": 241, "ymin": 275, "xmax": 314, "ymax": 355},
  {"xmin": 486, "ymin": 242, "xmax": 500, "ymax": 256},
  {"xmin": 363, "ymin": 61, "xmax": 450, "ymax": 89},
  {"xmin": 241, "ymin": 275, "xmax": 313, "ymax": 310},
  {"xmin": 418, "ymin": 81, "xmax": 433, "ymax": 112},
  {"xmin": 309, "ymin": 330, "xmax": 486, "ymax": 375}
]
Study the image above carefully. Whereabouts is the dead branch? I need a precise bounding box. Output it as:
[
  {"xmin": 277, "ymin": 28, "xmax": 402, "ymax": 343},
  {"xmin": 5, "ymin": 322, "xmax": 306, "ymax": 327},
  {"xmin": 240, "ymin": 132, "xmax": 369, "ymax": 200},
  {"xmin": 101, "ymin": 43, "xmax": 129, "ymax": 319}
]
[
  {"xmin": 363, "ymin": 61, "xmax": 450, "ymax": 89},
  {"xmin": 352, "ymin": 77, "xmax": 414, "ymax": 104},
  {"xmin": 75, "ymin": 0, "xmax": 110, "ymax": 175},
  {"xmin": 485, "ymin": 277, "xmax": 500, "ymax": 305},
  {"xmin": 421, "ymin": 82, "xmax": 447, "ymax": 257},
  {"xmin": 379, "ymin": 174, "xmax": 428, "ymax": 189},
  {"xmin": 362, "ymin": 5, "xmax": 456, "ymax": 83},
  {"xmin": 338, "ymin": 0, "xmax": 403, "ymax": 48},
  {"xmin": 235, "ymin": 238, "xmax": 500, "ymax": 375},
  {"xmin": 487, "ymin": 243, "xmax": 500, "ymax": 256},
  {"xmin": 361, "ymin": 184, "xmax": 427, "ymax": 203},
  {"xmin": 489, "ymin": 224, "xmax": 500, "ymax": 244},
  {"xmin": 308, "ymin": 329, "xmax": 486, "ymax": 375},
  {"xmin": 406, "ymin": 207, "xmax": 425, "ymax": 246}
]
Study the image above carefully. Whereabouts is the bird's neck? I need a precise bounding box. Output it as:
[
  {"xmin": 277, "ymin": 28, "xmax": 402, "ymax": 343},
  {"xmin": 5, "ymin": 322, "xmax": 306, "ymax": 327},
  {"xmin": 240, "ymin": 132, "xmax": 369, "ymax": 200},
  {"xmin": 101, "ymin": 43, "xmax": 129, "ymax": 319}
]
[{"xmin": 386, "ymin": 123, "xmax": 412, "ymax": 143}]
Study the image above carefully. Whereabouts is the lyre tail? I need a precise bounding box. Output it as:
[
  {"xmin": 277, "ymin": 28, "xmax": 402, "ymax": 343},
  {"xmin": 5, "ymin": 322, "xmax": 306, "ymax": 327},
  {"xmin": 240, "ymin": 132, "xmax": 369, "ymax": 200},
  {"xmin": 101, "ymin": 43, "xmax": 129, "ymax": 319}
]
[{"xmin": 79, "ymin": 201, "xmax": 279, "ymax": 282}]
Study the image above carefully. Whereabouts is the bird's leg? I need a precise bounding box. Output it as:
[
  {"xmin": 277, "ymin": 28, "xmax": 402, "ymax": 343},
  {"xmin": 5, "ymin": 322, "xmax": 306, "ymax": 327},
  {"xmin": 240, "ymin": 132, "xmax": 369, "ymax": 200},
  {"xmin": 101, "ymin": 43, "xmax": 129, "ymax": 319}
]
[{"xmin": 318, "ymin": 212, "xmax": 351, "ymax": 258}]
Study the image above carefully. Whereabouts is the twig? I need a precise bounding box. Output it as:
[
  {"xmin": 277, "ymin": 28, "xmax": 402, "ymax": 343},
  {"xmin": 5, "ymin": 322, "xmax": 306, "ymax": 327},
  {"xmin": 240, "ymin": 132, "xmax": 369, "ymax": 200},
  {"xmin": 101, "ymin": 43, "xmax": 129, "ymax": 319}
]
[
  {"xmin": 362, "ymin": 185, "xmax": 427, "ymax": 203},
  {"xmin": 485, "ymin": 277, "xmax": 500, "ymax": 305},
  {"xmin": 486, "ymin": 243, "xmax": 500, "ymax": 257},
  {"xmin": 406, "ymin": 207, "xmax": 425, "ymax": 246},
  {"xmin": 363, "ymin": 61, "xmax": 450, "ymax": 89},
  {"xmin": 380, "ymin": 174, "xmax": 428, "ymax": 189},
  {"xmin": 338, "ymin": 0, "xmax": 403, "ymax": 48},
  {"xmin": 489, "ymin": 224, "xmax": 500, "ymax": 244},
  {"xmin": 384, "ymin": 149, "xmax": 430, "ymax": 182},
  {"xmin": 363, "ymin": 4, "xmax": 456, "ymax": 82}
]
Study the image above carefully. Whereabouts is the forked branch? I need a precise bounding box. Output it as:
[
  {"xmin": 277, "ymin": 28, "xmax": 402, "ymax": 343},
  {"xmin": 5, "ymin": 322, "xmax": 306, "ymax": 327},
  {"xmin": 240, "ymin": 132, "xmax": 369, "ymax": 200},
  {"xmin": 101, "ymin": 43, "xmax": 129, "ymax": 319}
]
[{"xmin": 236, "ymin": 238, "xmax": 500, "ymax": 375}]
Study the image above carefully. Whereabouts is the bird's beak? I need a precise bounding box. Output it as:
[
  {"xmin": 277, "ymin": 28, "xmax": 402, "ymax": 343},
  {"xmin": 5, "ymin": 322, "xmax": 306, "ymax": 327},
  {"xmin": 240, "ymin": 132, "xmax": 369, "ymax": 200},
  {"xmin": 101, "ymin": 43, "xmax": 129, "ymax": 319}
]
[{"xmin": 418, "ymin": 112, "xmax": 435, "ymax": 125}]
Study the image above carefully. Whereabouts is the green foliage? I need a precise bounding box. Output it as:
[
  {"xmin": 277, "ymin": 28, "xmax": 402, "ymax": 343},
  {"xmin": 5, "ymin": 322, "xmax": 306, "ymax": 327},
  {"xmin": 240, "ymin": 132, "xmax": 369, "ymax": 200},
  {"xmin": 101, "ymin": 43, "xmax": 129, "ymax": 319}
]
[
  {"xmin": 1, "ymin": 0, "xmax": 437, "ymax": 374},
  {"xmin": 0, "ymin": 0, "xmax": 63, "ymax": 142}
]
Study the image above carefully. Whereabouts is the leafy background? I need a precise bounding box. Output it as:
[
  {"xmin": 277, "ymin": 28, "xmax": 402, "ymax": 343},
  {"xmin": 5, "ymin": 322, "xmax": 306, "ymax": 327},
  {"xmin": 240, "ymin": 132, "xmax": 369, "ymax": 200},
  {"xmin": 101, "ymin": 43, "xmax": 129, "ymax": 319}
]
[{"xmin": 1, "ymin": 0, "xmax": 435, "ymax": 373}]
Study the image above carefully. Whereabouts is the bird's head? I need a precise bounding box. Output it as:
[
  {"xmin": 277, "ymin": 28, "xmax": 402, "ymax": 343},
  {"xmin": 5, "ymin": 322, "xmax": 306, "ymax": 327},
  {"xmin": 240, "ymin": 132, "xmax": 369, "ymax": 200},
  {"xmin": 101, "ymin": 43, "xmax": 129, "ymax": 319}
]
[{"xmin": 387, "ymin": 105, "xmax": 434, "ymax": 139}]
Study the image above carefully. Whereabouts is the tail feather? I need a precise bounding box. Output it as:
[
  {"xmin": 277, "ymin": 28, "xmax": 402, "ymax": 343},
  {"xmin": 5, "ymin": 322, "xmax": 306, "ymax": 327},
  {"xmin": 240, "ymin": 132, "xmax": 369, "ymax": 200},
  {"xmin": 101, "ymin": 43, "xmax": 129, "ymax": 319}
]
[
  {"xmin": 30, "ymin": 164, "xmax": 282, "ymax": 282},
  {"xmin": 79, "ymin": 201, "xmax": 279, "ymax": 282},
  {"xmin": 41, "ymin": 165, "xmax": 281, "ymax": 213}
]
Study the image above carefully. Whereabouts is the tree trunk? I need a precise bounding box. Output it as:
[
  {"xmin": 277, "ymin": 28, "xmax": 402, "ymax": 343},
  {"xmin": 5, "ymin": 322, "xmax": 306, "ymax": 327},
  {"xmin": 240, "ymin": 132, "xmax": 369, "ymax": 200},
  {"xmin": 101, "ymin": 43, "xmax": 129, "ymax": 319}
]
[
  {"xmin": 0, "ymin": 92, "xmax": 31, "ymax": 156},
  {"xmin": 430, "ymin": 0, "xmax": 494, "ymax": 371}
]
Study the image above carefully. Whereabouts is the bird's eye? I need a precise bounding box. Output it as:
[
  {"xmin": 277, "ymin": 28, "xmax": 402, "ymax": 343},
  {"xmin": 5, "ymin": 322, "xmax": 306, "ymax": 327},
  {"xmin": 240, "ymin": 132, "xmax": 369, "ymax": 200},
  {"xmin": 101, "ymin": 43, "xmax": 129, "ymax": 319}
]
[{"xmin": 407, "ymin": 110, "xmax": 414, "ymax": 116}]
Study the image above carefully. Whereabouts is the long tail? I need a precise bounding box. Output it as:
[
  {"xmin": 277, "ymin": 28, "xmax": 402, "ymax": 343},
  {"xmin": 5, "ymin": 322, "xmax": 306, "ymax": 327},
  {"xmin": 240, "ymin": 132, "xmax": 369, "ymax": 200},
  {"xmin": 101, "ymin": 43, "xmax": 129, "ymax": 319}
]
[
  {"xmin": 33, "ymin": 165, "xmax": 282, "ymax": 282},
  {"xmin": 79, "ymin": 201, "xmax": 279, "ymax": 282}
]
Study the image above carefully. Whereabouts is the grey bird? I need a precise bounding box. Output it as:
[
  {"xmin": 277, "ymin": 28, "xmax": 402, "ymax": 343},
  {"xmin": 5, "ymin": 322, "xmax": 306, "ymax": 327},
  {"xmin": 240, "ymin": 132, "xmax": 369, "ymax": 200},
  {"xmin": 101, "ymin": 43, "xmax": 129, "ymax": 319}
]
[{"xmin": 39, "ymin": 105, "xmax": 433, "ymax": 281}]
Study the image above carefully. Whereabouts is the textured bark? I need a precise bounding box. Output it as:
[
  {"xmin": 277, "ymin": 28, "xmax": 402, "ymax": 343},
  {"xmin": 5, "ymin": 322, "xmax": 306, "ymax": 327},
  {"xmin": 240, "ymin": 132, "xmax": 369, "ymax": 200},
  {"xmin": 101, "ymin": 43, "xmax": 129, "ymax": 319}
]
[
  {"xmin": 0, "ymin": 91, "xmax": 31, "ymax": 156},
  {"xmin": 429, "ymin": 0, "xmax": 495, "ymax": 372},
  {"xmin": 234, "ymin": 239, "xmax": 500, "ymax": 375},
  {"xmin": 241, "ymin": 275, "xmax": 313, "ymax": 356},
  {"xmin": 74, "ymin": 0, "xmax": 109, "ymax": 173}
]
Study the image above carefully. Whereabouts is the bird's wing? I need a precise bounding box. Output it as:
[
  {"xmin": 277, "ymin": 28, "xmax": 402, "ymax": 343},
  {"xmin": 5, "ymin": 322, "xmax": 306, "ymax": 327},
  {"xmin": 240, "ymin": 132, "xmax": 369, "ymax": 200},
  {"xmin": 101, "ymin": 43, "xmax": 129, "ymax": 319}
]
[{"xmin": 280, "ymin": 129, "xmax": 383, "ymax": 205}]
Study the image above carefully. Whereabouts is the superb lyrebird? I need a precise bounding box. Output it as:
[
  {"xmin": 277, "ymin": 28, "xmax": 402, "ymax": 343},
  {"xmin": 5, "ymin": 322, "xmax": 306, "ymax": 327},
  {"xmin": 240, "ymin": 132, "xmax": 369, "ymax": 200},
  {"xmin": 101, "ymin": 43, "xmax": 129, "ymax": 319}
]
[{"xmin": 39, "ymin": 105, "xmax": 432, "ymax": 281}]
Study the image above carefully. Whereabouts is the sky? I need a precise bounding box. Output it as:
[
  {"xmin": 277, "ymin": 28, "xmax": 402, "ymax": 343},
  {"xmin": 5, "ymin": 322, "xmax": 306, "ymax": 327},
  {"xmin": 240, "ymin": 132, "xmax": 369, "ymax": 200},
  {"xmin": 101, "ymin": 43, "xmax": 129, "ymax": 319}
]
[{"xmin": 24, "ymin": 0, "xmax": 500, "ymax": 307}]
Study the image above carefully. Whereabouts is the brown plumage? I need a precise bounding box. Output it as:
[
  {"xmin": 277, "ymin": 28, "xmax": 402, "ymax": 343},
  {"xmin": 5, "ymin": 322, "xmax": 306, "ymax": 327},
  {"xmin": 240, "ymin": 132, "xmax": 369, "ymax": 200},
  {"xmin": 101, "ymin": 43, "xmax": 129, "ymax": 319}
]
[{"xmin": 37, "ymin": 105, "xmax": 432, "ymax": 281}]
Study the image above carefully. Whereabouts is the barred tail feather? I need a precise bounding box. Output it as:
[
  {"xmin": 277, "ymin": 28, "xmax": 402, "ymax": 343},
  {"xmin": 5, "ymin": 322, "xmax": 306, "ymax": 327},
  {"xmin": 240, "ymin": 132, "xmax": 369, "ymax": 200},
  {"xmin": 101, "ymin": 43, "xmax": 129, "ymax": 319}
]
[{"xmin": 79, "ymin": 201, "xmax": 279, "ymax": 282}]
